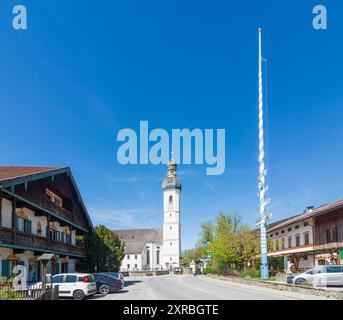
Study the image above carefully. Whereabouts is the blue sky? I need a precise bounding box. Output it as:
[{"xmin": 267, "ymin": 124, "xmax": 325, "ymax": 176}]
[{"xmin": 1, "ymin": 1, "xmax": 343, "ymax": 249}]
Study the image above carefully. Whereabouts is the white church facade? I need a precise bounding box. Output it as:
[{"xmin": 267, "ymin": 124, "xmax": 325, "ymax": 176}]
[{"xmin": 113, "ymin": 160, "xmax": 181, "ymax": 271}]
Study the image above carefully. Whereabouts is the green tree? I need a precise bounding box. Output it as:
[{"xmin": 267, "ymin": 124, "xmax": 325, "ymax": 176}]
[
  {"xmin": 86, "ymin": 225, "xmax": 125, "ymax": 272},
  {"xmin": 198, "ymin": 221, "xmax": 214, "ymax": 248},
  {"xmin": 209, "ymin": 213, "xmax": 241, "ymax": 272},
  {"xmin": 198, "ymin": 212, "xmax": 260, "ymax": 275},
  {"xmin": 237, "ymin": 226, "xmax": 260, "ymax": 269},
  {"xmin": 181, "ymin": 247, "xmax": 203, "ymax": 265}
]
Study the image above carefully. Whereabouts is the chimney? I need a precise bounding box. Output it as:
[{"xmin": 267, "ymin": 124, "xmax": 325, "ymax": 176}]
[{"xmin": 306, "ymin": 206, "xmax": 314, "ymax": 213}]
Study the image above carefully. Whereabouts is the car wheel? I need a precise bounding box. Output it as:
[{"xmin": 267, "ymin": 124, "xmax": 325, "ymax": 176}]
[
  {"xmin": 99, "ymin": 284, "xmax": 111, "ymax": 295},
  {"xmin": 73, "ymin": 290, "xmax": 85, "ymax": 300},
  {"xmin": 295, "ymin": 278, "xmax": 306, "ymax": 286}
]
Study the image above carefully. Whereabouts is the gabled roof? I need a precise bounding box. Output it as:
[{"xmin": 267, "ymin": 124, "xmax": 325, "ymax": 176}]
[
  {"xmin": 0, "ymin": 166, "xmax": 93, "ymax": 231},
  {"xmin": 113, "ymin": 228, "xmax": 163, "ymax": 254},
  {"xmin": 266, "ymin": 214, "xmax": 301, "ymax": 231},
  {"xmin": 0, "ymin": 166, "xmax": 63, "ymax": 182},
  {"xmin": 268, "ymin": 198, "xmax": 343, "ymax": 233}
]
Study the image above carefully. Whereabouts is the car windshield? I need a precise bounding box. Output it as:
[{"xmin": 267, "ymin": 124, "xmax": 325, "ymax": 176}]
[
  {"xmin": 106, "ymin": 272, "xmax": 120, "ymax": 278},
  {"xmin": 307, "ymin": 267, "xmax": 325, "ymax": 274}
]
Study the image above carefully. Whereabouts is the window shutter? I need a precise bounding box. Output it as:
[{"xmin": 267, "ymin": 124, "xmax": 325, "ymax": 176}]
[
  {"xmin": 46, "ymin": 227, "xmax": 50, "ymax": 238},
  {"xmin": 1, "ymin": 260, "xmax": 10, "ymax": 277},
  {"xmin": 25, "ymin": 220, "xmax": 32, "ymax": 233},
  {"xmin": 55, "ymin": 263, "xmax": 60, "ymax": 275},
  {"xmin": 28, "ymin": 220, "xmax": 32, "ymax": 234},
  {"xmin": 56, "ymin": 231, "xmax": 60, "ymax": 242},
  {"xmin": 61, "ymin": 233, "xmax": 65, "ymax": 243},
  {"xmin": 15, "ymin": 217, "xmax": 19, "ymax": 231}
]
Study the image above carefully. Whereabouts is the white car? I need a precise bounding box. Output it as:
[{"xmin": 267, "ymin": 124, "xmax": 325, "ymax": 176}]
[
  {"xmin": 292, "ymin": 265, "xmax": 343, "ymax": 287},
  {"xmin": 51, "ymin": 273, "xmax": 97, "ymax": 300}
]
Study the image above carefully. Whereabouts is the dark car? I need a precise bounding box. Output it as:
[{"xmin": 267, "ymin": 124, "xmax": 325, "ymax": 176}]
[
  {"xmin": 92, "ymin": 273, "xmax": 124, "ymax": 295},
  {"xmin": 101, "ymin": 272, "xmax": 124, "ymax": 280},
  {"xmin": 173, "ymin": 267, "xmax": 183, "ymax": 274}
]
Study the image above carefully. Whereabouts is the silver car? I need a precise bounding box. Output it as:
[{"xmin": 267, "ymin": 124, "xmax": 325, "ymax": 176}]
[{"xmin": 292, "ymin": 265, "xmax": 343, "ymax": 287}]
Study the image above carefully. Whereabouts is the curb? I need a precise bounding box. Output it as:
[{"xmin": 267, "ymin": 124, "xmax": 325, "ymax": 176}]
[{"xmin": 206, "ymin": 274, "xmax": 343, "ymax": 300}]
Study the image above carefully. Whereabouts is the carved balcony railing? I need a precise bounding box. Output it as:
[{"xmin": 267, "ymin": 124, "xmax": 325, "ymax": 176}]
[
  {"xmin": 0, "ymin": 227, "xmax": 85, "ymax": 257},
  {"xmin": 43, "ymin": 199, "xmax": 73, "ymax": 221}
]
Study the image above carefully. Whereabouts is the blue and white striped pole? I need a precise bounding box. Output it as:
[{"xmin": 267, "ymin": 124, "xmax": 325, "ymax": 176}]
[{"xmin": 258, "ymin": 27, "xmax": 269, "ymax": 279}]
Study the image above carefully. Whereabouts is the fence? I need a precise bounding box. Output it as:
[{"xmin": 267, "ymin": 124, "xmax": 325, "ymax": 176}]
[{"xmin": 0, "ymin": 284, "xmax": 59, "ymax": 300}]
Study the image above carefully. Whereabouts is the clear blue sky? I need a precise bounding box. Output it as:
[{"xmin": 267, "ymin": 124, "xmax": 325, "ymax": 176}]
[{"xmin": 1, "ymin": 1, "xmax": 342, "ymax": 249}]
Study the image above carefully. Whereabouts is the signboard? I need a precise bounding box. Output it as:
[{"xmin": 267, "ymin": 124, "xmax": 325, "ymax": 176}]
[
  {"xmin": 340, "ymin": 250, "xmax": 343, "ymax": 260},
  {"xmin": 204, "ymin": 252, "xmax": 212, "ymax": 260}
]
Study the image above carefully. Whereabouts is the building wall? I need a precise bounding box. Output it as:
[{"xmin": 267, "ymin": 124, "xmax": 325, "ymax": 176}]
[
  {"xmin": 314, "ymin": 208, "xmax": 343, "ymax": 245},
  {"xmin": 14, "ymin": 173, "xmax": 89, "ymax": 230},
  {"xmin": 268, "ymin": 217, "xmax": 314, "ymax": 251},
  {"xmin": 162, "ymin": 189, "xmax": 181, "ymax": 268},
  {"xmin": 268, "ymin": 210, "xmax": 343, "ymax": 270},
  {"xmin": 285, "ymin": 254, "xmax": 315, "ymax": 270},
  {"xmin": 0, "ymin": 247, "xmax": 77, "ymax": 281},
  {"xmin": 1, "ymin": 199, "xmax": 80, "ymax": 280},
  {"xmin": 143, "ymin": 242, "xmax": 163, "ymax": 270},
  {"xmin": 120, "ymin": 241, "xmax": 164, "ymax": 272},
  {"xmin": 68, "ymin": 260, "xmax": 76, "ymax": 272},
  {"xmin": 0, "ymin": 247, "xmax": 13, "ymax": 277},
  {"xmin": 120, "ymin": 253, "xmax": 143, "ymax": 271},
  {"xmin": 2, "ymin": 198, "xmax": 12, "ymax": 229},
  {"xmin": 1, "ymin": 198, "xmax": 76, "ymax": 243}
]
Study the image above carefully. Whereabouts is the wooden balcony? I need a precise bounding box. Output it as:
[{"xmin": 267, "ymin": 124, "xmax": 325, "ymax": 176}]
[
  {"xmin": 0, "ymin": 227, "xmax": 85, "ymax": 257},
  {"xmin": 43, "ymin": 199, "xmax": 73, "ymax": 221}
]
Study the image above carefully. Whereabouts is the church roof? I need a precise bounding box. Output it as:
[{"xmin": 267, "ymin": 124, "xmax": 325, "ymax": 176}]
[
  {"xmin": 113, "ymin": 228, "xmax": 163, "ymax": 254},
  {"xmin": 162, "ymin": 176, "xmax": 181, "ymax": 191}
]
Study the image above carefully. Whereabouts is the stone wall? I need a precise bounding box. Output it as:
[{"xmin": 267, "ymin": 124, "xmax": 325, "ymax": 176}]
[
  {"xmin": 207, "ymin": 274, "xmax": 343, "ymax": 300},
  {"xmin": 122, "ymin": 270, "xmax": 169, "ymax": 277}
]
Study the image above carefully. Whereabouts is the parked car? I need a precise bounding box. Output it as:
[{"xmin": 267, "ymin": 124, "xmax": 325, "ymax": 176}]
[
  {"xmin": 101, "ymin": 272, "xmax": 124, "ymax": 281},
  {"xmin": 286, "ymin": 274, "xmax": 295, "ymax": 284},
  {"xmin": 92, "ymin": 273, "xmax": 124, "ymax": 294},
  {"xmin": 100, "ymin": 272, "xmax": 125, "ymax": 286},
  {"xmin": 51, "ymin": 273, "xmax": 97, "ymax": 300},
  {"xmin": 292, "ymin": 265, "xmax": 343, "ymax": 287},
  {"xmin": 173, "ymin": 267, "xmax": 183, "ymax": 274}
]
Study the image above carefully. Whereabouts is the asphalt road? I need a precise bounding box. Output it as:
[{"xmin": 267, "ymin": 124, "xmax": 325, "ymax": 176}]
[{"xmin": 92, "ymin": 274, "xmax": 324, "ymax": 300}]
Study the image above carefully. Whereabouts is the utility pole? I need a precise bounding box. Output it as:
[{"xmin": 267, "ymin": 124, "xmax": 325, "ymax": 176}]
[{"xmin": 258, "ymin": 27, "xmax": 269, "ymax": 279}]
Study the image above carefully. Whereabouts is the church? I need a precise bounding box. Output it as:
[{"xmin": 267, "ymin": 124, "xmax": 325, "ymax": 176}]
[{"xmin": 113, "ymin": 160, "xmax": 181, "ymax": 271}]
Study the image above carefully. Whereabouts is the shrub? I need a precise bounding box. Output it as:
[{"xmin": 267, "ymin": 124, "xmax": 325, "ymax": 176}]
[
  {"xmin": 0, "ymin": 277, "xmax": 8, "ymax": 285},
  {"xmin": 0, "ymin": 286, "xmax": 26, "ymax": 300},
  {"xmin": 238, "ymin": 268, "xmax": 261, "ymax": 279},
  {"xmin": 204, "ymin": 266, "xmax": 217, "ymax": 274}
]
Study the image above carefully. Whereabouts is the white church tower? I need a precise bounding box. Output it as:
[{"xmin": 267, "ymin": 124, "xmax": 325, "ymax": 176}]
[{"xmin": 162, "ymin": 159, "xmax": 181, "ymax": 269}]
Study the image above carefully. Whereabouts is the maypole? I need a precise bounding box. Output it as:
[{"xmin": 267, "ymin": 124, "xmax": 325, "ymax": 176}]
[{"xmin": 257, "ymin": 27, "xmax": 269, "ymax": 279}]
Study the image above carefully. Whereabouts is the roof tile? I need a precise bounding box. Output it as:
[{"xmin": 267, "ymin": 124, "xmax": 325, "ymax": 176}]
[
  {"xmin": 268, "ymin": 198, "xmax": 343, "ymax": 232},
  {"xmin": 0, "ymin": 166, "xmax": 63, "ymax": 182},
  {"xmin": 113, "ymin": 228, "xmax": 163, "ymax": 254}
]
